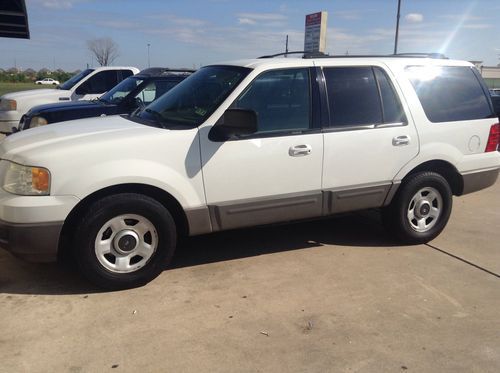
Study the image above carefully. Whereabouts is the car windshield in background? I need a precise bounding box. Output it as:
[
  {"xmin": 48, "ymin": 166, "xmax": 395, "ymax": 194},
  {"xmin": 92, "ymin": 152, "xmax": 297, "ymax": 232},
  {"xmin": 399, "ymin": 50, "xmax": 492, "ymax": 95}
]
[
  {"xmin": 100, "ymin": 77, "xmax": 144, "ymax": 103},
  {"xmin": 135, "ymin": 66, "xmax": 250, "ymax": 127},
  {"xmin": 58, "ymin": 69, "xmax": 94, "ymax": 90}
]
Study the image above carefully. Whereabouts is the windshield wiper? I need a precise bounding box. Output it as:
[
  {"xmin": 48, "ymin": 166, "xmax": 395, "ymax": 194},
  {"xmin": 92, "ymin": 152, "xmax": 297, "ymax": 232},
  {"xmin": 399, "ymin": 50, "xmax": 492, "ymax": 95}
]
[{"xmin": 143, "ymin": 108, "xmax": 168, "ymax": 128}]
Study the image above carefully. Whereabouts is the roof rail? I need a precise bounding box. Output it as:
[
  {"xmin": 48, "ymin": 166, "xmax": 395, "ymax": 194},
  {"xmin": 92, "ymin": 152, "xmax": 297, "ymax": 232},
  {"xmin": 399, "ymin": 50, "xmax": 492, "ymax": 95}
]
[
  {"xmin": 258, "ymin": 51, "xmax": 448, "ymax": 60},
  {"xmin": 394, "ymin": 52, "xmax": 448, "ymax": 59},
  {"xmin": 258, "ymin": 51, "xmax": 327, "ymax": 59}
]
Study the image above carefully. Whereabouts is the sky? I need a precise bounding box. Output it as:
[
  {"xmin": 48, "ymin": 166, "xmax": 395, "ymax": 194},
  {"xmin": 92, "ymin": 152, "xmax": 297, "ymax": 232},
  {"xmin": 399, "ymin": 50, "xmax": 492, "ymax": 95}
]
[{"xmin": 1, "ymin": 0, "xmax": 499, "ymax": 71}]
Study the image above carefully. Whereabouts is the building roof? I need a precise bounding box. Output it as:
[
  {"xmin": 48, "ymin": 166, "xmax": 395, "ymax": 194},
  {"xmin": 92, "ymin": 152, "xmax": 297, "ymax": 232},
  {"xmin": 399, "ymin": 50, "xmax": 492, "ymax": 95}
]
[{"xmin": 0, "ymin": 0, "xmax": 30, "ymax": 39}]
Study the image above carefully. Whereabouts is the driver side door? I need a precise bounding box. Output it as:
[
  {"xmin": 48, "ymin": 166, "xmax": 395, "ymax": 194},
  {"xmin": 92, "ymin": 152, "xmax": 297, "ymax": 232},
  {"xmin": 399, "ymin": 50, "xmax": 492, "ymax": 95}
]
[{"xmin": 199, "ymin": 67, "xmax": 324, "ymax": 231}]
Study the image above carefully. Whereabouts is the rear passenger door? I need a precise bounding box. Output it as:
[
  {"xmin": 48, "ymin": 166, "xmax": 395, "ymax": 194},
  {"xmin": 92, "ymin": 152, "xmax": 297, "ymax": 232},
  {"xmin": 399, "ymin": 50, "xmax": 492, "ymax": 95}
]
[{"xmin": 320, "ymin": 65, "xmax": 418, "ymax": 213}]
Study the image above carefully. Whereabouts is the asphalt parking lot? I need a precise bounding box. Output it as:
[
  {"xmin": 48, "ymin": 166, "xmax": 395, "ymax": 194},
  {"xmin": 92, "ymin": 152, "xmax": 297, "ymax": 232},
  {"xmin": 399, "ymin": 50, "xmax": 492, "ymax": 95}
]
[{"xmin": 1, "ymin": 180, "xmax": 499, "ymax": 372}]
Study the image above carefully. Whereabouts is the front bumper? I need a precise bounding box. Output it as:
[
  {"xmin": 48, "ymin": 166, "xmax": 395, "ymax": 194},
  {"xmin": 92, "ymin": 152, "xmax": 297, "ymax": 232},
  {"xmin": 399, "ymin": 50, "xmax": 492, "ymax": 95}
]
[
  {"xmin": 0, "ymin": 220, "xmax": 63, "ymax": 262},
  {"xmin": 0, "ymin": 193, "xmax": 80, "ymax": 262}
]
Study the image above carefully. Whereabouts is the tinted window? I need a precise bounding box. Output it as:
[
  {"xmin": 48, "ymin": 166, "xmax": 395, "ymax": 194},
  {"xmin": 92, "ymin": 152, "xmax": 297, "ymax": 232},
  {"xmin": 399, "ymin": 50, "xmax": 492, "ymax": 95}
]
[
  {"xmin": 231, "ymin": 68, "xmax": 311, "ymax": 133},
  {"xmin": 78, "ymin": 70, "xmax": 119, "ymax": 95},
  {"xmin": 324, "ymin": 67, "xmax": 382, "ymax": 127},
  {"xmin": 374, "ymin": 67, "xmax": 406, "ymax": 123},
  {"xmin": 121, "ymin": 70, "xmax": 134, "ymax": 80},
  {"xmin": 59, "ymin": 69, "xmax": 94, "ymax": 90},
  {"xmin": 101, "ymin": 76, "xmax": 144, "ymax": 103},
  {"xmin": 135, "ymin": 81, "xmax": 178, "ymax": 105},
  {"xmin": 406, "ymin": 66, "xmax": 493, "ymax": 122}
]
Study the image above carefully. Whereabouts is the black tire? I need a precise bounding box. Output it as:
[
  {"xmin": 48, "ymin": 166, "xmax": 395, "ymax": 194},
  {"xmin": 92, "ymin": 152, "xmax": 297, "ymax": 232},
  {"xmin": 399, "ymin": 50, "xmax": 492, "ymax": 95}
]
[
  {"xmin": 382, "ymin": 172, "xmax": 453, "ymax": 244},
  {"xmin": 74, "ymin": 193, "xmax": 176, "ymax": 290}
]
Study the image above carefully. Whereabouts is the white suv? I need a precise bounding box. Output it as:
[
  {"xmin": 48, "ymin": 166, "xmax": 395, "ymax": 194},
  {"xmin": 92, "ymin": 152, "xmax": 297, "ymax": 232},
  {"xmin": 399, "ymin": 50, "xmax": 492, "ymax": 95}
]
[
  {"xmin": 0, "ymin": 55, "xmax": 498, "ymax": 289},
  {"xmin": 0, "ymin": 66, "xmax": 139, "ymax": 134}
]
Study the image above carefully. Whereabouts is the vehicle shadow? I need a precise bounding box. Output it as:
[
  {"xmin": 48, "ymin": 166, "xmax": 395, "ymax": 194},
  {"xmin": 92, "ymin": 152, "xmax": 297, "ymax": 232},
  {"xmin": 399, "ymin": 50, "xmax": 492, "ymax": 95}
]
[{"xmin": 0, "ymin": 210, "xmax": 401, "ymax": 296}]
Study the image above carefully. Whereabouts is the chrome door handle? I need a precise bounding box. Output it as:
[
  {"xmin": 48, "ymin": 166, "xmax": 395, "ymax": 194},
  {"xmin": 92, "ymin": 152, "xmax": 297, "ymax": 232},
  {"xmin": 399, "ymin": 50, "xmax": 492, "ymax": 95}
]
[
  {"xmin": 289, "ymin": 144, "xmax": 312, "ymax": 157},
  {"xmin": 392, "ymin": 135, "xmax": 410, "ymax": 146}
]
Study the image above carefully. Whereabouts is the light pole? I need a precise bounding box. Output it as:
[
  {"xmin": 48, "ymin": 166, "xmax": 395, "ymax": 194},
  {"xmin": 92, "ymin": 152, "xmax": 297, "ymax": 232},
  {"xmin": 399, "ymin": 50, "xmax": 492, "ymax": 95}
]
[
  {"xmin": 394, "ymin": 0, "xmax": 402, "ymax": 54},
  {"xmin": 147, "ymin": 43, "xmax": 151, "ymax": 68}
]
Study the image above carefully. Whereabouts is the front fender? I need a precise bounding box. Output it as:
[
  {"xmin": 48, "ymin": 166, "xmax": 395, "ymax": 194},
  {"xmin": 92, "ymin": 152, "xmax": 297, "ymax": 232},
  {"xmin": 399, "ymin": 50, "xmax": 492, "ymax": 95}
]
[{"xmin": 54, "ymin": 158, "xmax": 206, "ymax": 209}]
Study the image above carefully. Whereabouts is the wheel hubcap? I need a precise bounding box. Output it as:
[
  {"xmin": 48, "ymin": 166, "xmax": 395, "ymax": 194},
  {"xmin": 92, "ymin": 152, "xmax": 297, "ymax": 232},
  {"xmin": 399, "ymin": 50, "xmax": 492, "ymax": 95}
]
[
  {"xmin": 94, "ymin": 214, "xmax": 158, "ymax": 273},
  {"xmin": 407, "ymin": 187, "xmax": 443, "ymax": 233},
  {"xmin": 113, "ymin": 230, "xmax": 139, "ymax": 254}
]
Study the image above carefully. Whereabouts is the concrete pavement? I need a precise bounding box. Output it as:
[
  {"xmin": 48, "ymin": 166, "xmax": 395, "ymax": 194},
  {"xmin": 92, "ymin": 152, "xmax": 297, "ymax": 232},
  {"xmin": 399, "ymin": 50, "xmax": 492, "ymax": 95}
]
[{"xmin": 1, "ymin": 180, "xmax": 499, "ymax": 372}]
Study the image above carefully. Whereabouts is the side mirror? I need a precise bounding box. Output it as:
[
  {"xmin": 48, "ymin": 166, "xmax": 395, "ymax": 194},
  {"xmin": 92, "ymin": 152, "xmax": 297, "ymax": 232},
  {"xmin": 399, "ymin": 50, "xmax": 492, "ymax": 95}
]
[{"xmin": 209, "ymin": 108, "xmax": 258, "ymax": 141}]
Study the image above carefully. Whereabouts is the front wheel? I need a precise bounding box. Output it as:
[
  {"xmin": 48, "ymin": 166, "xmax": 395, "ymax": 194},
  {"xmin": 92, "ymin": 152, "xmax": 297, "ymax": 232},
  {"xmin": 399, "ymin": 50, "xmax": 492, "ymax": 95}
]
[
  {"xmin": 382, "ymin": 172, "xmax": 453, "ymax": 244},
  {"xmin": 74, "ymin": 193, "xmax": 176, "ymax": 290}
]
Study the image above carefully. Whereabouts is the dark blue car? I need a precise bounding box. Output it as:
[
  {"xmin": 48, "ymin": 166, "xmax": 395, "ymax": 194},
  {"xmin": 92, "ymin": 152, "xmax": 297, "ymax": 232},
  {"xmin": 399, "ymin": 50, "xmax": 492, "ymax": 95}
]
[{"xmin": 18, "ymin": 68, "xmax": 194, "ymax": 131}]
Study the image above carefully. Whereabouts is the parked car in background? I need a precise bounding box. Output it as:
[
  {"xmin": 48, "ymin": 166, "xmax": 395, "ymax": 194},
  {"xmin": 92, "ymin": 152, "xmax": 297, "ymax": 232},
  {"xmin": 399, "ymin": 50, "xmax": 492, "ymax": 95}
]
[
  {"xmin": 35, "ymin": 78, "xmax": 60, "ymax": 85},
  {"xmin": 0, "ymin": 66, "xmax": 139, "ymax": 134},
  {"xmin": 18, "ymin": 68, "xmax": 194, "ymax": 131},
  {"xmin": 0, "ymin": 55, "xmax": 498, "ymax": 289},
  {"xmin": 490, "ymin": 88, "xmax": 500, "ymax": 96}
]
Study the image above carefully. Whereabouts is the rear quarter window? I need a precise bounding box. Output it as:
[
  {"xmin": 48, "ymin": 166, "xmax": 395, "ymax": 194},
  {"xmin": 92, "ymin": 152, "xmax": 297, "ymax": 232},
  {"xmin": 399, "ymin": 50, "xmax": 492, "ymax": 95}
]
[{"xmin": 405, "ymin": 66, "xmax": 494, "ymax": 123}]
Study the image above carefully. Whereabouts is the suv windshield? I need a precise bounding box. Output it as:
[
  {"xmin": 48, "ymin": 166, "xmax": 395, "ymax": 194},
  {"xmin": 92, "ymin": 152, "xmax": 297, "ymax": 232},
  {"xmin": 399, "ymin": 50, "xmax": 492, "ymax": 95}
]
[
  {"xmin": 135, "ymin": 65, "xmax": 250, "ymax": 127},
  {"xmin": 100, "ymin": 76, "xmax": 144, "ymax": 104},
  {"xmin": 58, "ymin": 69, "xmax": 94, "ymax": 90}
]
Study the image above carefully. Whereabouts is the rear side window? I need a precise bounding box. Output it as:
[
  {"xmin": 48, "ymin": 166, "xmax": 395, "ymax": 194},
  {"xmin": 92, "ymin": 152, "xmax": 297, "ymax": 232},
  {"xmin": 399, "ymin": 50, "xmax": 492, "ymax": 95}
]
[
  {"xmin": 323, "ymin": 66, "xmax": 406, "ymax": 128},
  {"xmin": 324, "ymin": 67, "xmax": 382, "ymax": 127},
  {"xmin": 374, "ymin": 67, "xmax": 406, "ymax": 123},
  {"xmin": 406, "ymin": 66, "xmax": 493, "ymax": 123},
  {"xmin": 120, "ymin": 70, "xmax": 134, "ymax": 80}
]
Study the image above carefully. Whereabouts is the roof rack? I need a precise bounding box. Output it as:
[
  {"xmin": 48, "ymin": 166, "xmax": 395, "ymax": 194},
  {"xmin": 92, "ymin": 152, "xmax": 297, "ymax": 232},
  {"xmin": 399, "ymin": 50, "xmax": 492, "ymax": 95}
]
[
  {"xmin": 258, "ymin": 51, "xmax": 326, "ymax": 59},
  {"xmin": 258, "ymin": 51, "xmax": 448, "ymax": 60}
]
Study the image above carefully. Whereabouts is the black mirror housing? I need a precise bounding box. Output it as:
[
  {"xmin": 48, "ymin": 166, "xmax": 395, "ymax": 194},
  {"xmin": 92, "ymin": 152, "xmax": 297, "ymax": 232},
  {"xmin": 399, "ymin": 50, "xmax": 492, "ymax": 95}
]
[{"xmin": 209, "ymin": 108, "xmax": 258, "ymax": 141}]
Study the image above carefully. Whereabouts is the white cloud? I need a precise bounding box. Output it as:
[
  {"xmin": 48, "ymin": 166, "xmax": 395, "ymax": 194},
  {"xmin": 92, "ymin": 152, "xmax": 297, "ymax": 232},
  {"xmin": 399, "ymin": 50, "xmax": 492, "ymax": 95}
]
[
  {"xmin": 238, "ymin": 18, "xmax": 256, "ymax": 25},
  {"xmin": 39, "ymin": 0, "xmax": 77, "ymax": 9},
  {"xmin": 236, "ymin": 12, "xmax": 287, "ymax": 21},
  {"xmin": 235, "ymin": 12, "xmax": 287, "ymax": 27},
  {"xmin": 405, "ymin": 13, "xmax": 424, "ymax": 23},
  {"xmin": 462, "ymin": 23, "xmax": 493, "ymax": 29}
]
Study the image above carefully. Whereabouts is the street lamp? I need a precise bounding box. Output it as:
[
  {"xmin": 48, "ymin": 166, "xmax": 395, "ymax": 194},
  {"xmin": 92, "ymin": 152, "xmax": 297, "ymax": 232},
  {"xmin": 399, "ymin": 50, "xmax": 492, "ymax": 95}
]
[
  {"xmin": 147, "ymin": 43, "xmax": 151, "ymax": 68},
  {"xmin": 394, "ymin": 0, "xmax": 402, "ymax": 54}
]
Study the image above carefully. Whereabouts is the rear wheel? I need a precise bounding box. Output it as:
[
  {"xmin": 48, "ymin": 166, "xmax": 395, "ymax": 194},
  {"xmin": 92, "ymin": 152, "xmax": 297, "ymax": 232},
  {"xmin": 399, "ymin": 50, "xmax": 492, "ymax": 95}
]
[
  {"xmin": 383, "ymin": 172, "xmax": 453, "ymax": 244},
  {"xmin": 74, "ymin": 193, "xmax": 176, "ymax": 290}
]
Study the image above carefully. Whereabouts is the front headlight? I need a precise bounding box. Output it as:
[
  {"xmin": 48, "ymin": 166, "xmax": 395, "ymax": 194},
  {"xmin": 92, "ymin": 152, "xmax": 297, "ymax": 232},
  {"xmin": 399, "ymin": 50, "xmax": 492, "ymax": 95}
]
[
  {"xmin": 30, "ymin": 116, "xmax": 48, "ymax": 128},
  {"xmin": 1, "ymin": 161, "xmax": 51, "ymax": 195},
  {"xmin": 0, "ymin": 99, "xmax": 17, "ymax": 111}
]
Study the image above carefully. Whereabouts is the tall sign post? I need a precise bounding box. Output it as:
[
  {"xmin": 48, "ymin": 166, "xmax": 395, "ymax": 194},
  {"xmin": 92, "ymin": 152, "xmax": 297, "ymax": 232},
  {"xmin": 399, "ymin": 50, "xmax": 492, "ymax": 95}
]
[{"xmin": 304, "ymin": 11, "xmax": 328, "ymax": 54}]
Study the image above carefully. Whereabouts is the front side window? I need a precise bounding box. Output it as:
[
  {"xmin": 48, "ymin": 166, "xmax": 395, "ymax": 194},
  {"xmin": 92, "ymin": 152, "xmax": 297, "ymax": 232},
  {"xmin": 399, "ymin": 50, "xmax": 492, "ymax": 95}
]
[
  {"xmin": 100, "ymin": 77, "xmax": 144, "ymax": 103},
  {"xmin": 406, "ymin": 65, "xmax": 494, "ymax": 122},
  {"xmin": 231, "ymin": 68, "xmax": 311, "ymax": 134},
  {"xmin": 324, "ymin": 66, "xmax": 382, "ymax": 127},
  {"xmin": 135, "ymin": 81, "xmax": 179, "ymax": 105},
  {"xmin": 135, "ymin": 66, "xmax": 249, "ymax": 127},
  {"xmin": 59, "ymin": 69, "xmax": 94, "ymax": 90},
  {"xmin": 76, "ymin": 70, "xmax": 119, "ymax": 95}
]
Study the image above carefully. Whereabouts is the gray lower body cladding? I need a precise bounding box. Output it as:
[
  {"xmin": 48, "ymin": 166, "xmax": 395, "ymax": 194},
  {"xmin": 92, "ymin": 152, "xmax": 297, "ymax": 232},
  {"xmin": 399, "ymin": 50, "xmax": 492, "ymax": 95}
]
[{"xmin": 0, "ymin": 220, "xmax": 63, "ymax": 262}]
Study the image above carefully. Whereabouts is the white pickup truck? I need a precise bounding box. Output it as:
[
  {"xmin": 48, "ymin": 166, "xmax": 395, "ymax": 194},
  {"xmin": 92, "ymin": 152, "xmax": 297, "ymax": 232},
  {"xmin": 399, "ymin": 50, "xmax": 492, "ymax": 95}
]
[{"xmin": 0, "ymin": 66, "xmax": 139, "ymax": 133}]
